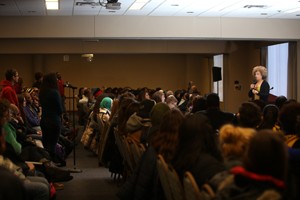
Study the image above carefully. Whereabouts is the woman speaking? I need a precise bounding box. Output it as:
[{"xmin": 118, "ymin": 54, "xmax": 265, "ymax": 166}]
[{"xmin": 248, "ymin": 66, "xmax": 270, "ymax": 103}]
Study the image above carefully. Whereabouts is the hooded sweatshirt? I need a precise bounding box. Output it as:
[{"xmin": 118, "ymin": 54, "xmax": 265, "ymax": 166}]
[{"xmin": 0, "ymin": 80, "xmax": 19, "ymax": 107}]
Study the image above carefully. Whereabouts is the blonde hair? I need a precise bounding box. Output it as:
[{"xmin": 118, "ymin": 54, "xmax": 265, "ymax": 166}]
[
  {"xmin": 252, "ymin": 66, "xmax": 267, "ymax": 79},
  {"xmin": 220, "ymin": 124, "xmax": 256, "ymax": 159}
]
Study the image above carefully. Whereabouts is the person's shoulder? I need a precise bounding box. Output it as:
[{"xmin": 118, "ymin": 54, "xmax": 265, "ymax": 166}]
[{"xmin": 262, "ymin": 80, "xmax": 270, "ymax": 86}]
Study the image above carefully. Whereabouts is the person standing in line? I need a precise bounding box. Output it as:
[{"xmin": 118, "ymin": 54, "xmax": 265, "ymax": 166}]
[
  {"xmin": 56, "ymin": 72, "xmax": 66, "ymax": 113},
  {"xmin": 32, "ymin": 72, "xmax": 44, "ymax": 90},
  {"xmin": 0, "ymin": 69, "xmax": 20, "ymax": 108},
  {"xmin": 248, "ymin": 66, "xmax": 270, "ymax": 103},
  {"xmin": 39, "ymin": 73, "xmax": 63, "ymax": 161}
]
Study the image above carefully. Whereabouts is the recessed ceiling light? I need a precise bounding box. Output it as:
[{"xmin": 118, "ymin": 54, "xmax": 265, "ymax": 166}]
[{"xmin": 45, "ymin": 0, "xmax": 59, "ymax": 10}]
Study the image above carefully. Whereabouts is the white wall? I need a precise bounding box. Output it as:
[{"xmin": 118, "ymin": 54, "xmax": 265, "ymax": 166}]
[{"xmin": 1, "ymin": 16, "xmax": 300, "ymax": 40}]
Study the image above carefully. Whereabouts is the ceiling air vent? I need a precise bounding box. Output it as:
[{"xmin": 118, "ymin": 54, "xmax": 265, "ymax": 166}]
[{"xmin": 244, "ymin": 5, "xmax": 269, "ymax": 9}]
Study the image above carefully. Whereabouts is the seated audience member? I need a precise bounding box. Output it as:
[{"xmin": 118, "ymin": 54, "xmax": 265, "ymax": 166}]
[
  {"xmin": 0, "ymin": 99, "xmax": 51, "ymax": 200},
  {"xmin": 136, "ymin": 88, "xmax": 150, "ymax": 102},
  {"xmin": 165, "ymin": 95, "xmax": 178, "ymax": 110},
  {"xmin": 165, "ymin": 90, "xmax": 174, "ymax": 98},
  {"xmin": 117, "ymin": 109, "xmax": 184, "ymax": 200},
  {"xmin": 275, "ymin": 96, "xmax": 288, "ymax": 110},
  {"xmin": 81, "ymin": 96, "xmax": 112, "ymax": 153},
  {"xmin": 2, "ymin": 100, "xmax": 72, "ymax": 183},
  {"xmin": 141, "ymin": 102, "xmax": 170, "ymax": 145},
  {"xmin": 215, "ymin": 130, "xmax": 287, "ymax": 200},
  {"xmin": 118, "ymin": 100, "xmax": 139, "ymax": 135},
  {"xmin": 177, "ymin": 92, "xmax": 189, "ymax": 113},
  {"xmin": 209, "ymin": 124, "xmax": 256, "ymax": 191},
  {"xmin": 0, "ymin": 120, "xmax": 26, "ymax": 200},
  {"xmin": 190, "ymin": 95, "xmax": 206, "ymax": 114},
  {"xmin": 152, "ymin": 90, "xmax": 165, "ymax": 103},
  {"xmin": 172, "ymin": 113, "xmax": 225, "ymax": 187},
  {"xmin": 198, "ymin": 93, "xmax": 235, "ymax": 132},
  {"xmin": 258, "ymin": 104, "xmax": 280, "ymax": 131},
  {"xmin": 77, "ymin": 87, "xmax": 92, "ymax": 126},
  {"xmin": 219, "ymin": 124, "xmax": 256, "ymax": 169},
  {"xmin": 237, "ymin": 102, "xmax": 262, "ymax": 129},
  {"xmin": 126, "ymin": 99, "xmax": 155, "ymax": 143},
  {"xmin": 279, "ymin": 102, "xmax": 300, "ymax": 199},
  {"xmin": 99, "ymin": 97, "xmax": 113, "ymax": 122},
  {"xmin": 23, "ymin": 92, "xmax": 41, "ymax": 129},
  {"xmin": 108, "ymin": 94, "xmax": 137, "ymax": 176}
]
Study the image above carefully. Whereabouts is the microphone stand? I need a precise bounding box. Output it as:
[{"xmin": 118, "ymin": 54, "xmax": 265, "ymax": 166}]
[{"xmin": 66, "ymin": 84, "xmax": 82, "ymax": 173}]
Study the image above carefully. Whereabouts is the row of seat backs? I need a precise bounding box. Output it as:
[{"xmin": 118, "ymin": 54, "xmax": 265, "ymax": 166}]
[
  {"xmin": 114, "ymin": 128, "xmax": 146, "ymax": 178},
  {"xmin": 157, "ymin": 154, "xmax": 215, "ymax": 200}
]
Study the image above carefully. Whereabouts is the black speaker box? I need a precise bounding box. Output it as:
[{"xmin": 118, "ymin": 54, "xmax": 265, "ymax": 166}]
[{"xmin": 212, "ymin": 67, "xmax": 222, "ymax": 82}]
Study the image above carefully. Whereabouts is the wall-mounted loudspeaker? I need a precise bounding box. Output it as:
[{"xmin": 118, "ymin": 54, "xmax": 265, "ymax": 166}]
[{"xmin": 212, "ymin": 67, "xmax": 222, "ymax": 82}]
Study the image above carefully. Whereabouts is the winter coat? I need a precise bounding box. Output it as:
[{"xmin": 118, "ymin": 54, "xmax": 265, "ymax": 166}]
[{"xmin": 214, "ymin": 166, "xmax": 284, "ymax": 200}]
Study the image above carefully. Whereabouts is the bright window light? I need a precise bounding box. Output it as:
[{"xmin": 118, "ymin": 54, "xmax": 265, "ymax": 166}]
[
  {"xmin": 46, "ymin": 0, "xmax": 59, "ymax": 10},
  {"xmin": 213, "ymin": 54, "xmax": 223, "ymax": 102},
  {"xmin": 129, "ymin": 0, "xmax": 150, "ymax": 10},
  {"xmin": 267, "ymin": 43, "xmax": 289, "ymax": 97}
]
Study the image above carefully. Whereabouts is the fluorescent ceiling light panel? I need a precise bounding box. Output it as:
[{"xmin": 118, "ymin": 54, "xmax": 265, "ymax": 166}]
[
  {"xmin": 129, "ymin": 0, "xmax": 150, "ymax": 10},
  {"xmin": 46, "ymin": 0, "xmax": 59, "ymax": 10}
]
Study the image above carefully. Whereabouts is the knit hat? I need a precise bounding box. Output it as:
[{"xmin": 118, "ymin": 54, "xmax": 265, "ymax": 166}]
[
  {"xmin": 150, "ymin": 102, "xmax": 170, "ymax": 126},
  {"xmin": 100, "ymin": 97, "xmax": 113, "ymax": 111},
  {"xmin": 137, "ymin": 99, "xmax": 156, "ymax": 118}
]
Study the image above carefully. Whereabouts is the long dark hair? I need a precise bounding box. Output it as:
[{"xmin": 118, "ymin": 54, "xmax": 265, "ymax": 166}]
[
  {"xmin": 173, "ymin": 113, "xmax": 223, "ymax": 172},
  {"xmin": 151, "ymin": 109, "xmax": 184, "ymax": 163},
  {"xmin": 39, "ymin": 73, "xmax": 58, "ymax": 93},
  {"xmin": 244, "ymin": 130, "xmax": 288, "ymax": 180}
]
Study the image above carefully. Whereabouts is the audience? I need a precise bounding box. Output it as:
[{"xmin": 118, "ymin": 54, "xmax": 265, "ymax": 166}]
[
  {"xmin": 2, "ymin": 69, "xmax": 299, "ymax": 200},
  {"xmin": 117, "ymin": 109, "xmax": 184, "ymax": 200},
  {"xmin": 215, "ymin": 130, "xmax": 287, "ymax": 200}
]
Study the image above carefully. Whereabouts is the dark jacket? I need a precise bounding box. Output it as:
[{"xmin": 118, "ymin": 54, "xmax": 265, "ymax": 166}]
[
  {"xmin": 248, "ymin": 80, "xmax": 270, "ymax": 103},
  {"xmin": 197, "ymin": 109, "xmax": 235, "ymax": 132},
  {"xmin": 117, "ymin": 146, "xmax": 164, "ymax": 200},
  {"xmin": 174, "ymin": 152, "xmax": 225, "ymax": 188}
]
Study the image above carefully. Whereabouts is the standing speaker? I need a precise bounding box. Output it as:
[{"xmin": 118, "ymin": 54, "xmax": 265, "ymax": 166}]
[{"xmin": 212, "ymin": 67, "xmax": 222, "ymax": 82}]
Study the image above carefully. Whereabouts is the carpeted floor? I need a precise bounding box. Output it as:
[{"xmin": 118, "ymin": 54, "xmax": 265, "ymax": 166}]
[{"xmin": 56, "ymin": 136, "xmax": 120, "ymax": 200}]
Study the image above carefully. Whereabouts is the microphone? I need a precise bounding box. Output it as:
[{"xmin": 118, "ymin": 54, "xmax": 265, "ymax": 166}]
[
  {"xmin": 64, "ymin": 81, "xmax": 77, "ymax": 89},
  {"xmin": 270, "ymin": 87, "xmax": 274, "ymax": 90}
]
